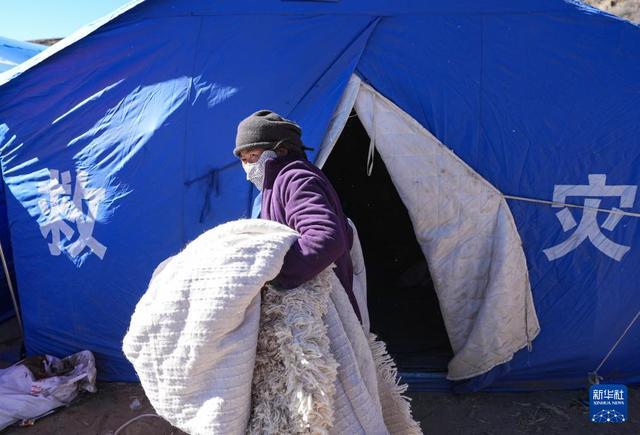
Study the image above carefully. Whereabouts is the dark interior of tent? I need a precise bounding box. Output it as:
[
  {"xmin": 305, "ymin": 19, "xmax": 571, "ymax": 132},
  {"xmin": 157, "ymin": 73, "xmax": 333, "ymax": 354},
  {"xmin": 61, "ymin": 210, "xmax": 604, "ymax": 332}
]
[{"xmin": 323, "ymin": 112, "xmax": 453, "ymax": 373}]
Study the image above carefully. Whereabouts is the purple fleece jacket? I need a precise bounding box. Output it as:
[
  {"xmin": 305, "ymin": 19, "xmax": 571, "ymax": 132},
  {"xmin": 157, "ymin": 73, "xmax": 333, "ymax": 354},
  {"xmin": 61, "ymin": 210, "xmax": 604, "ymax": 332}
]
[{"xmin": 261, "ymin": 155, "xmax": 362, "ymax": 322}]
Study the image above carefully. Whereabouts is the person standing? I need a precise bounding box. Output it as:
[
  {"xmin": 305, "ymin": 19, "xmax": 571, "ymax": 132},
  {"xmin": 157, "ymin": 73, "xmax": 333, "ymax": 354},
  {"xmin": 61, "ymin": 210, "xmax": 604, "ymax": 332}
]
[{"xmin": 234, "ymin": 110, "xmax": 361, "ymax": 321}]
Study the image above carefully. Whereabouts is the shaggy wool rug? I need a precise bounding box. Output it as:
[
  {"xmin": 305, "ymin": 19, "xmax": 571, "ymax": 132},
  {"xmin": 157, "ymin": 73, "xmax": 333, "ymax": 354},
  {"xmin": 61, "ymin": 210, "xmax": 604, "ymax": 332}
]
[{"xmin": 123, "ymin": 219, "xmax": 421, "ymax": 434}]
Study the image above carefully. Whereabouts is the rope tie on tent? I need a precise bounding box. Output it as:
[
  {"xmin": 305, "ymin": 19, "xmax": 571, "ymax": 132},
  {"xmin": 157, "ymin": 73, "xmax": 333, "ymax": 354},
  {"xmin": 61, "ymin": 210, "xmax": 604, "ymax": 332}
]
[
  {"xmin": 185, "ymin": 160, "xmax": 240, "ymax": 223},
  {"xmin": 366, "ymin": 93, "xmax": 377, "ymax": 177},
  {"xmin": 503, "ymin": 194, "xmax": 640, "ymax": 219},
  {"xmin": 588, "ymin": 308, "xmax": 640, "ymax": 385}
]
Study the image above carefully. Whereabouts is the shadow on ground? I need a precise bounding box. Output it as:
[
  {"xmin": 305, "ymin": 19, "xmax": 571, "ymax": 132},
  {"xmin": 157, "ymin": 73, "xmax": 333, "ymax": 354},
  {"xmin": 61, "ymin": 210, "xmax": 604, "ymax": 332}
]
[{"xmin": 2, "ymin": 383, "xmax": 638, "ymax": 434}]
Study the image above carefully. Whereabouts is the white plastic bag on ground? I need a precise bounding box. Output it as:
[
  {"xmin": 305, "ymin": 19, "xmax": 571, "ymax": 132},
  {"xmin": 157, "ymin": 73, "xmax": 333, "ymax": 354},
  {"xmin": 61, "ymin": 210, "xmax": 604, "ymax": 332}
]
[{"xmin": 0, "ymin": 350, "xmax": 97, "ymax": 430}]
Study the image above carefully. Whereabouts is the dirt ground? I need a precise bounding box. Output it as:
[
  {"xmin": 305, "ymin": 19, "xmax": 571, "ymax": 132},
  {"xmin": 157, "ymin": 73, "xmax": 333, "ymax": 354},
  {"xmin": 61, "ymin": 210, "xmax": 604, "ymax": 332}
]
[{"xmin": 2, "ymin": 382, "xmax": 638, "ymax": 434}]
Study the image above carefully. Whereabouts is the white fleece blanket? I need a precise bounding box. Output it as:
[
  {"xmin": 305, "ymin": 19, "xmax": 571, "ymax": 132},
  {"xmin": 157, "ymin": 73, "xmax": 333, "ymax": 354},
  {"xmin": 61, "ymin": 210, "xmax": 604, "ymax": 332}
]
[{"xmin": 123, "ymin": 219, "xmax": 421, "ymax": 435}]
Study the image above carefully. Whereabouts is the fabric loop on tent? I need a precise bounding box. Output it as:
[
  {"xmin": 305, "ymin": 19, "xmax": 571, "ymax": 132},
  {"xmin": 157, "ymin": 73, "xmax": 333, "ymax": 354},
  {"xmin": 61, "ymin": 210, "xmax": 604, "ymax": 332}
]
[
  {"xmin": 366, "ymin": 93, "xmax": 376, "ymax": 177},
  {"xmin": 185, "ymin": 161, "xmax": 240, "ymax": 223},
  {"xmin": 589, "ymin": 308, "xmax": 640, "ymax": 385}
]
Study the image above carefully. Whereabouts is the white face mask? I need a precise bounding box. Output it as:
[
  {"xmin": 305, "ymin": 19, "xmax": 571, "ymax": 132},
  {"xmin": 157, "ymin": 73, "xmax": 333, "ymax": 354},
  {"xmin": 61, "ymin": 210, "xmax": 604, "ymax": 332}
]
[{"xmin": 242, "ymin": 150, "xmax": 277, "ymax": 191}]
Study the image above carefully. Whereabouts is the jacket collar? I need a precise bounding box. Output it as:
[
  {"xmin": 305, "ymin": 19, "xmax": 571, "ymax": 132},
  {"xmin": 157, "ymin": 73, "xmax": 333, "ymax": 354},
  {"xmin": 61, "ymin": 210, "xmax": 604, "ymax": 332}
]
[{"xmin": 263, "ymin": 155, "xmax": 304, "ymax": 190}]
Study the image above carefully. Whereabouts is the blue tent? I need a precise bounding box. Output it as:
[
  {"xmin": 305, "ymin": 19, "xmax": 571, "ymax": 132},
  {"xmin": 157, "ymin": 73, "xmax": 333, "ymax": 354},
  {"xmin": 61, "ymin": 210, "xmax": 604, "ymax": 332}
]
[
  {"xmin": 0, "ymin": 0, "xmax": 638, "ymax": 390},
  {"xmin": 0, "ymin": 37, "xmax": 43, "ymax": 74},
  {"xmin": 0, "ymin": 36, "xmax": 44, "ymax": 322}
]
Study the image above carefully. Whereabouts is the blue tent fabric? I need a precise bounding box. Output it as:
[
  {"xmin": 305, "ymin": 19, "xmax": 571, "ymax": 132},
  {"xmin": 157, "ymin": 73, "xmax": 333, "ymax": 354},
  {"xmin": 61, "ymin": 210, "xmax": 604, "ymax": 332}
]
[
  {"xmin": 0, "ymin": 1, "xmax": 638, "ymax": 389},
  {"xmin": 0, "ymin": 37, "xmax": 44, "ymax": 322},
  {"xmin": 355, "ymin": 8, "xmax": 640, "ymax": 391}
]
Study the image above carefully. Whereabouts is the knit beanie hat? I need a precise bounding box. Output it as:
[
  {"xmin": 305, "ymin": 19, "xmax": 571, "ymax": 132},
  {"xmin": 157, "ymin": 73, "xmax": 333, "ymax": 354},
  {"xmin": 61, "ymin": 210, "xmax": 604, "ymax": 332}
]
[{"xmin": 234, "ymin": 110, "xmax": 304, "ymax": 157}]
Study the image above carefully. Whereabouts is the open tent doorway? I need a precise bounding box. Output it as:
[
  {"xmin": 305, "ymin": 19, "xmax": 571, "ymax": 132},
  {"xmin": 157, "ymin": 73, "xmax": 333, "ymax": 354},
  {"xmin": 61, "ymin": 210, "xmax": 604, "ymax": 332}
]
[
  {"xmin": 323, "ymin": 111, "xmax": 453, "ymax": 373},
  {"xmin": 318, "ymin": 80, "xmax": 538, "ymax": 384}
]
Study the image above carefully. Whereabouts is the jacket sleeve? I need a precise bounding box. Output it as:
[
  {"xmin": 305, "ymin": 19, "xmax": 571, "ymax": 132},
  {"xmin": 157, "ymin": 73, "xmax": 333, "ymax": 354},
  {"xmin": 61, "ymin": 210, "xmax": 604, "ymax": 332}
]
[{"xmin": 272, "ymin": 171, "xmax": 349, "ymax": 289}]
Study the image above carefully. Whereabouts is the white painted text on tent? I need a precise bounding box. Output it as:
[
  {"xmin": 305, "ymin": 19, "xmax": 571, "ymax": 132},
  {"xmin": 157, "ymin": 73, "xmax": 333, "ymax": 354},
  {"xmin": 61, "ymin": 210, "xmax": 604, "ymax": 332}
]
[
  {"xmin": 37, "ymin": 169, "xmax": 106, "ymax": 260},
  {"xmin": 544, "ymin": 174, "xmax": 637, "ymax": 261}
]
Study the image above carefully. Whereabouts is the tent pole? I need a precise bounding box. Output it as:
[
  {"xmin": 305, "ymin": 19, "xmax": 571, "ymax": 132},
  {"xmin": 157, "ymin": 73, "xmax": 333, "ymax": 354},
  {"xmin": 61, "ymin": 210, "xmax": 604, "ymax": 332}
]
[{"xmin": 0, "ymin": 240, "xmax": 22, "ymax": 337}]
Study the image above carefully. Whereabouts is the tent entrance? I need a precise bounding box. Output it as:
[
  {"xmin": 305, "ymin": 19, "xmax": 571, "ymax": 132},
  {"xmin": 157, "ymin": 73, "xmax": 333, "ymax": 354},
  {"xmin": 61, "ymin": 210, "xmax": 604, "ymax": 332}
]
[{"xmin": 322, "ymin": 112, "xmax": 453, "ymax": 372}]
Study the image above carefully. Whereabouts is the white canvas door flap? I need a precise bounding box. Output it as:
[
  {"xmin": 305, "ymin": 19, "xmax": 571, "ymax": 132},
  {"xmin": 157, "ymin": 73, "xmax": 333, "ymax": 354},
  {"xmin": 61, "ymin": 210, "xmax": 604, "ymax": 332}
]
[
  {"xmin": 316, "ymin": 74, "xmax": 362, "ymax": 169},
  {"xmin": 354, "ymin": 81, "xmax": 540, "ymax": 381}
]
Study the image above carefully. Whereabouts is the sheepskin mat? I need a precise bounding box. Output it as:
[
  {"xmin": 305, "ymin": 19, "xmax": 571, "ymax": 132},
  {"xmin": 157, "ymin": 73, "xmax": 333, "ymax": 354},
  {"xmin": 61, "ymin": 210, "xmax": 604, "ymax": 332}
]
[{"xmin": 123, "ymin": 219, "xmax": 421, "ymax": 434}]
